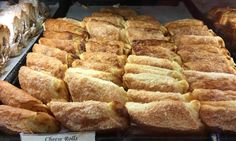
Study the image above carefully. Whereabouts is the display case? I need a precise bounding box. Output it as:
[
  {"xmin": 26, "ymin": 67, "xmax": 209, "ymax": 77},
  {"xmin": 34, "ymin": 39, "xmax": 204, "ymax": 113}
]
[{"xmin": 0, "ymin": 1, "xmax": 236, "ymax": 141}]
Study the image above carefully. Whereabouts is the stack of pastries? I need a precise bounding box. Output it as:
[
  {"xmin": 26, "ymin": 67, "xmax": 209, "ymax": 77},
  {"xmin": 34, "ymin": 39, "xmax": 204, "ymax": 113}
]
[
  {"xmin": 207, "ymin": 7, "xmax": 236, "ymax": 47},
  {"xmin": 1, "ymin": 7, "xmax": 236, "ymax": 135},
  {"xmin": 166, "ymin": 18, "xmax": 236, "ymax": 133}
]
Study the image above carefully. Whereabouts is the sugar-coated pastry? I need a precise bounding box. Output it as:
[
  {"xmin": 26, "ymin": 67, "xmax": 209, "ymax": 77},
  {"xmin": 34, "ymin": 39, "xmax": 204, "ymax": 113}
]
[
  {"xmin": 18, "ymin": 66, "xmax": 69, "ymax": 103},
  {"xmin": 126, "ymin": 100, "xmax": 203, "ymax": 132},
  {"xmin": 0, "ymin": 105, "xmax": 60, "ymax": 134},
  {"xmin": 48, "ymin": 101, "xmax": 129, "ymax": 131}
]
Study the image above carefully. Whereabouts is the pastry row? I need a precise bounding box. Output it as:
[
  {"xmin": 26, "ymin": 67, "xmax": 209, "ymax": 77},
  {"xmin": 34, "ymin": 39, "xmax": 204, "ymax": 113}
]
[{"xmin": 1, "ymin": 80, "xmax": 236, "ymax": 134}]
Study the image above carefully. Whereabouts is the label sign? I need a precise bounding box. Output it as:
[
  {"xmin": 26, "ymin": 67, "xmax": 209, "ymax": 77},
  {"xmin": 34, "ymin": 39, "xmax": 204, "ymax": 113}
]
[{"xmin": 20, "ymin": 132, "xmax": 95, "ymax": 141}]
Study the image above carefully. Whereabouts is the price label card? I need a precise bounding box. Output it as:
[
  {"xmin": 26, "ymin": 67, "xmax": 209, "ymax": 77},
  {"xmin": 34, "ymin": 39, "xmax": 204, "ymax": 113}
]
[{"xmin": 20, "ymin": 132, "xmax": 95, "ymax": 141}]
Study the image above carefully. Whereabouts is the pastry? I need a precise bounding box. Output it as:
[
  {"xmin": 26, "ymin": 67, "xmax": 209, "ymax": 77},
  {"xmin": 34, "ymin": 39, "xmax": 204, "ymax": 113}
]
[
  {"xmin": 48, "ymin": 101, "xmax": 129, "ymax": 131},
  {"xmin": 168, "ymin": 25, "xmax": 214, "ymax": 36},
  {"xmin": 191, "ymin": 89, "xmax": 236, "ymax": 101},
  {"xmin": 200, "ymin": 101, "xmax": 236, "ymax": 133},
  {"xmin": 100, "ymin": 7, "xmax": 137, "ymax": 18},
  {"xmin": 64, "ymin": 72, "xmax": 128, "ymax": 104},
  {"xmin": 126, "ymin": 15, "xmax": 157, "ymax": 21},
  {"xmin": 85, "ymin": 38, "xmax": 131, "ymax": 55},
  {"xmin": 72, "ymin": 60, "xmax": 124, "ymax": 77},
  {"xmin": 124, "ymin": 63, "xmax": 185, "ymax": 80},
  {"xmin": 125, "ymin": 27, "xmax": 168, "ymax": 43},
  {"xmin": 43, "ymin": 30, "xmax": 88, "ymax": 41},
  {"xmin": 18, "ymin": 66, "xmax": 69, "ymax": 103},
  {"xmin": 44, "ymin": 19, "xmax": 85, "ymax": 35},
  {"xmin": 39, "ymin": 37, "xmax": 84, "ymax": 55},
  {"xmin": 0, "ymin": 105, "xmax": 59, "ymax": 134},
  {"xmin": 184, "ymin": 70, "xmax": 236, "ymax": 91},
  {"xmin": 83, "ymin": 15, "xmax": 125, "ymax": 27},
  {"xmin": 123, "ymin": 73, "xmax": 189, "ymax": 93},
  {"xmin": 165, "ymin": 19, "xmax": 204, "ymax": 30},
  {"xmin": 174, "ymin": 35, "xmax": 225, "ymax": 47},
  {"xmin": 127, "ymin": 55, "xmax": 182, "ymax": 71},
  {"xmin": 0, "ymin": 80, "xmax": 49, "ymax": 113},
  {"xmin": 80, "ymin": 52, "xmax": 127, "ymax": 68},
  {"xmin": 26, "ymin": 52, "xmax": 68, "ymax": 78},
  {"xmin": 127, "ymin": 89, "xmax": 189, "ymax": 103},
  {"xmin": 65, "ymin": 67, "xmax": 122, "ymax": 86},
  {"xmin": 125, "ymin": 100, "xmax": 203, "ymax": 132},
  {"xmin": 132, "ymin": 45, "xmax": 182, "ymax": 64},
  {"xmin": 32, "ymin": 44, "xmax": 75, "ymax": 66},
  {"xmin": 85, "ymin": 19, "xmax": 124, "ymax": 41},
  {"xmin": 132, "ymin": 39, "xmax": 177, "ymax": 51}
]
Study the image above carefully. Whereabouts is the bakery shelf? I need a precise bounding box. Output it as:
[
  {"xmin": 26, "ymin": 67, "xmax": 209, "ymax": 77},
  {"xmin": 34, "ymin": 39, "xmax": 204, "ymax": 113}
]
[{"xmin": 1, "ymin": 0, "xmax": 235, "ymax": 141}]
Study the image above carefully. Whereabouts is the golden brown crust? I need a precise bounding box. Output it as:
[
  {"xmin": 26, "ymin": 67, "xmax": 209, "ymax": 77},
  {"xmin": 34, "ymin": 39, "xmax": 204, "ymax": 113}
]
[
  {"xmin": 66, "ymin": 67, "xmax": 122, "ymax": 86},
  {"xmin": 85, "ymin": 19, "xmax": 123, "ymax": 41},
  {"xmin": 83, "ymin": 15, "xmax": 125, "ymax": 27},
  {"xmin": 127, "ymin": 89, "xmax": 189, "ymax": 103},
  {"xmin": 177, "ymin": 44, "xmax": 230, "ymax": 57},
  {"xmin": 183, "ymin": 61, "xmax": 236, "ymax": 74},
  {"xmin": 132, "ymin": 45, "xmax": 182, "ymax": 64},
  {"xmin": 39, "ymin": 37, "xmax": 84, "ymax": 55},
  {"xmin": 26, "ymin": 53, "xmax": 68, "ymax": 79},
  {"xmin": 44, "ymin": 19, "xmax": 85, "ymax": 35},
  {"xmin": 80, "ymin": 52, "xmax": 127, "ymax": 68},
  {"xmin": 124, "ymin": 63, "xmax": 185, "ymax": 80},
  {"xmin": 0, "ymin": 81, "xmax": 49, "ymax": 113},
  {"xmin": 0, "ymin": 105, "xmax": 60, "ymax": 134},
  {"xmin": 19, "ymin": 66, "xmax": 69, "ymax": 104},
  {"xmin": 48, "ymin": 101, "xmax": 129, "ymax": 131},
  {"xmin": 174, "ymin": 35, "xmax": 225, "ymax": 47},
  {"xmin": 43, "ymin": 30, "xmax": 88, "ymax": 41},
  {"xmin": 127, "ymin": 55, "xmax": 182, "ymax": 71},
  {"xmin": 123, "ymin": 73, "xmax": 189, "ymax": 93},
  {"xmin": 125, "ymin": 20, "xmax": 161, "ymax": 30},
  {"xmin": 191, "ymin": 89, "xmax": 236, "ymax": 101},
  {"xmin": 64, "ymin": 72, "xmax": 128, "ymax": 104},
  {"xmin": 100, "ymin": 7, "xmax": 137, "ymax": 18},
  {"xmin": 132, "ymin": 39, "xmax": 177, "ymax": 51},
  {"xmin": 126, "ymin": 27, "xmax": 168, "ymax": 43},
  {"xmin": 165, "ymin": 19, "xmax": 204, "ymax": 30},
  {"xmin": 126, "ymin": 15, "xmax": 157, "ymax": 21},
  {"xmin": 168, "ymin": 25, "xmax": 214, "ymax": 36},
  {"xmin": 85, "ymin": 38, "xmax": 130, "ymax": 55},
  {"xmin": 184, "ymin": 70, "xmax": 236, "ymax": 91},
  {"xmin": 32, "ymin": 44, "xmax": 74, "ymax": 66},
  {"xmin": 72, "ymin": 60, "xmax": 124, "ymax": 77},
  {"xmin": 125, "ymin": 100, "xmax": 203, "ymax": 132},
  {"xmin": 200, "ymin": 101, "xmax": 236, "ymax": 133}
]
